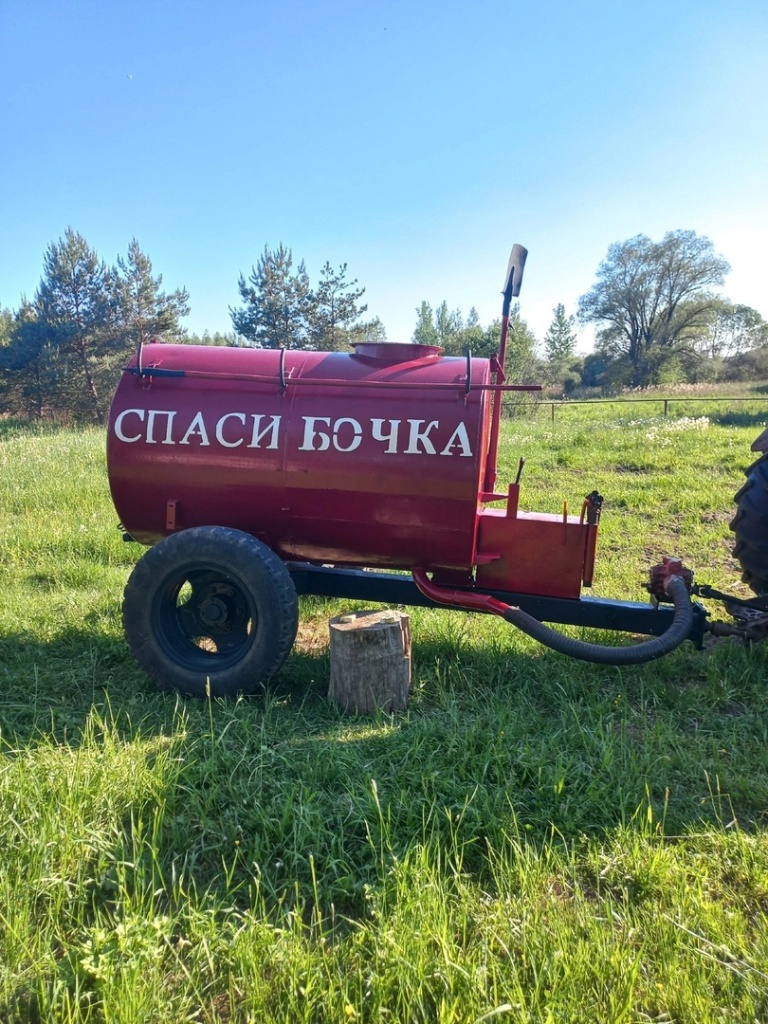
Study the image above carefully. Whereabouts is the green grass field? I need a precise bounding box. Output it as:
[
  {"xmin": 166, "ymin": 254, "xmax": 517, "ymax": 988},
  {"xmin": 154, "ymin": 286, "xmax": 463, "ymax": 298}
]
[{"xmin": 2, "ymin": 397, "xmax": 768, "ymax": 1023}]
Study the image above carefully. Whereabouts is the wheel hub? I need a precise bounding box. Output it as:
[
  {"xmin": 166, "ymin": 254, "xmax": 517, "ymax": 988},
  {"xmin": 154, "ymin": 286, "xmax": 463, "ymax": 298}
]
[{"xmin": 198, "ymin": 592, "xmax": 233, "ymax": 631}]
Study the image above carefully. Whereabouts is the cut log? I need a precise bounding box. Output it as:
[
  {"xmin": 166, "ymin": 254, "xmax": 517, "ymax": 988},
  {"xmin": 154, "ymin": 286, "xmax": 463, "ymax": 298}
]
[{"xmin": 328, "ymin": 609, "xmax": 411, "ymax": 715}]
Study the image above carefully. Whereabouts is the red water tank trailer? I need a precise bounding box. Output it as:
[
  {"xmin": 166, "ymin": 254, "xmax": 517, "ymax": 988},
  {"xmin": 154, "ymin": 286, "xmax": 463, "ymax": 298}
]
[
  {"xmin": 108, "ymin": 341, "xmax": 595, "ymax": 597},
  {"xmin": 107, "ymin": 246, "xmax": 700, "ymax": 697}
]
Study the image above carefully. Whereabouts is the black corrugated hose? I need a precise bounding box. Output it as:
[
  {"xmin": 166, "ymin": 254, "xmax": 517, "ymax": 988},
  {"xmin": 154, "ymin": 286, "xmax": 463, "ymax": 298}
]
[{"xmin": 502, "ymin": 575, "xmax": 693, "ymax": 665}]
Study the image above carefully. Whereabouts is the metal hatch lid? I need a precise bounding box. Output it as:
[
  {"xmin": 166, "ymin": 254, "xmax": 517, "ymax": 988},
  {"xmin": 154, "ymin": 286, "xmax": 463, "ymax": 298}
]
[{"xmin": 351, "ymin": 341, "xmax": 443, "ymax": 364}]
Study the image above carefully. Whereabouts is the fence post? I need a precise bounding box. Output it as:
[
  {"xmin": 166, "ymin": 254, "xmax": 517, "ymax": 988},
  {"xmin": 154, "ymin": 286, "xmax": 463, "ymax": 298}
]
[
  {"xmin": 551, "ymin": 403, "xmax": 555, "ymax": 423},
  {"xmin": 663, "ymin": 399, "xmax": 668, "ymax": 417}
]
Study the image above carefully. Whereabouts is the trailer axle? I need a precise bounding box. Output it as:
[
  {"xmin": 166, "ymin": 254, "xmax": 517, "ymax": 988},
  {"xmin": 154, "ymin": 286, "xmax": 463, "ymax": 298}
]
[{"xmin": 287, "ymin": 563, "xmax": 709, "ymax": 650}]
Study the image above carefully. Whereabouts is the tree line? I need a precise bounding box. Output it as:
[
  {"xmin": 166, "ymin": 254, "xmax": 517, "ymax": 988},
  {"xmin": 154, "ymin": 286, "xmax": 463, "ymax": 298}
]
[
  {"xmin": 415, "ymin": 230, "xmax": 768, "ymax": 393},
  {"xmin": 0, "ymin": 231, "xmax": 189, "ymax": 424},
  {"xmin": 576, "ymin": 229, "xmax": 768, "ymax": 390},
  {"xmin": 0, "ymin": 233, "xmax": 383, "ymax": 423},
  {"xmin": 2, "ymin": 227, "xmax": 767, "ymax": 423}
]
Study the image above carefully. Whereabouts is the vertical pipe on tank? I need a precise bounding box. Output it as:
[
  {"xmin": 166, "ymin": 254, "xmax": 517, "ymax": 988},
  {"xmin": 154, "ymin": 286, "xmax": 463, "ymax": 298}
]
[
  {"xmin": 482, "ymin": 245, "xmax": 527, "ymax": 495},
  {"xmin": 482, "ymin": 311, "xmax": 509, "ymax": 496}
]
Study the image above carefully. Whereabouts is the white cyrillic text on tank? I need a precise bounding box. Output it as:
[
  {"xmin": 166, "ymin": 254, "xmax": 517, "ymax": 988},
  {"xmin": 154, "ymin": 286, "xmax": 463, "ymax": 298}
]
[{"xmin": 113, "ymin": 410, "xmax": 472, "ymax": 457}]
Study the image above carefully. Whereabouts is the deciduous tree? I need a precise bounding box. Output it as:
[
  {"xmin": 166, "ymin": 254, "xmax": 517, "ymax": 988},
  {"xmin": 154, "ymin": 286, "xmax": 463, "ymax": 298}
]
[
  {"xmin": 411, "ymin": 301, "xmax": 440, "ymax": 347},
  {"xmin": 438, "ymin": 307, "xmax": 484, "ymax": 358},
  {"xmin": 489, "ymin": 306, "xmax": 539, "ymax": 381},
  {"xmin": 695, "ymin": 300, "xmax": 768, "ymax": 360},
  {"xmin": 434, "ymin": 302, "xmax": 463, "ymax": 350},
  {"xmin": 410, "ymin": 301, "xmax": 538, "ymax": 378},
  {"xmin": 185, "ymin": 330, "xmax": 241, "ymax": 346},
  {"xmin": 578, "ymin": 230, "xmax": 729, "ymax": 385}
]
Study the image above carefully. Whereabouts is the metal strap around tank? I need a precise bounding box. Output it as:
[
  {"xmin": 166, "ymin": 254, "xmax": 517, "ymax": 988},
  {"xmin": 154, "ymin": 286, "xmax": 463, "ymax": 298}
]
[{"xmin": 124, "ymin": 364, "xmax": 540, "ymax": 393}]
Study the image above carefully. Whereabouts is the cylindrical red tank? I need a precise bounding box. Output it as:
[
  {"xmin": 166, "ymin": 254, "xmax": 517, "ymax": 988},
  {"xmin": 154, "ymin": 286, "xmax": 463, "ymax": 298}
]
[{"xmin": 107, "ymin": 342, "xmax": 492, "ymax": 573}]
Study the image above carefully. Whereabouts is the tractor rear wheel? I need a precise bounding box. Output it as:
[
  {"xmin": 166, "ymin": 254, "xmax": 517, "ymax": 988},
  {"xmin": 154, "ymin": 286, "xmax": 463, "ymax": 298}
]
[
  {"xmin": 731, "ymin": 454, "xmax": 768, "ymax": 595},
  {"xmin": 123, "ymin": 526, "xmax": 299, "ymax": 697}
]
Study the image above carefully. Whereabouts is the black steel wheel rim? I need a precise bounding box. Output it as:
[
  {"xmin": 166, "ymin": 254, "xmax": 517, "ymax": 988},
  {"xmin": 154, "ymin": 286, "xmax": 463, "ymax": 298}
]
[{"xmin": 152, "ymin": 564, "xmax": 258, "ymax": 671}]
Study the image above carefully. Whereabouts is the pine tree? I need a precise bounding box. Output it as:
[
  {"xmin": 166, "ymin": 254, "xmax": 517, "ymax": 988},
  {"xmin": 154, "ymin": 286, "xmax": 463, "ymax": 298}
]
[
  {"xmin": 308, "ymin": 262, "xmax": 370, "ymax": 351},
  {"xmin": 0, "ymin": 307, "xmax": 11, "ymax": 347},
  {"xmin": 231, "ymin": 245, "xmax": 311, "ymax": 349},
  {"xmin": 0, "ymin": 301, "xmax": 64, "ymax": 419},
  {"xmin": 34, "ymin": 228, "xmax": 113, "ymax": 423},
  {"xmin": 112, "ymin": 238, "xmax": 189, "ymax": 352},
  {"xmin": 543, "ymin": 304, "xmax": 578, "ymax": 362}
]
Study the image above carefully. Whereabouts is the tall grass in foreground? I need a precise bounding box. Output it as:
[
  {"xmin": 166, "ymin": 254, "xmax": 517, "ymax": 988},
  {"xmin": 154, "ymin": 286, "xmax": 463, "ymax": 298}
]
[{"xmin": 1, "ymin": 403, "xmax": 768, "ymax": 1022}]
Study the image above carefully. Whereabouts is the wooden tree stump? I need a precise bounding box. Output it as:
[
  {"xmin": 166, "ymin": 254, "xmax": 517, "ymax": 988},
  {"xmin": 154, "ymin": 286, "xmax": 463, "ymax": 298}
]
[{"xmin": 328, "ymin": 609, "xmax": 411, "ymax": 715}]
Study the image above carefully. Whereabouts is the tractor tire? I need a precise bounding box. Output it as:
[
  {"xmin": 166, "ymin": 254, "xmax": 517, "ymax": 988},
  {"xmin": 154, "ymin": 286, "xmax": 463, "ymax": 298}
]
[
  {"xmin": 123, "ymin": 526, "xmax": 299, "ymax": 698},
  {"xmin": 731, "ymin": 454, "xmax": 768, "ymax": 596}
]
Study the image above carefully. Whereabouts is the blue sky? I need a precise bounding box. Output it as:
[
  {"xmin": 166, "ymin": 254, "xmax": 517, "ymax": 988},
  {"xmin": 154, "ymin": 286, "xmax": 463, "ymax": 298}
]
[{"xmin": 2, "ymin": 0, "xmax": 766, "ymax": 351}]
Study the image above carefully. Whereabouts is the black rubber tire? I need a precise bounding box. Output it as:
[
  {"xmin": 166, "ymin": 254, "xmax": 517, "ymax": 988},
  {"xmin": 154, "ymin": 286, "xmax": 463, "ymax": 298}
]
[
  {"xmin": 731, "ymin": 454, "xmax": 768, "ymax": 596},
  {"xmin": 123, "ymin": 526, "xmax": 299, "ymax": 697}
]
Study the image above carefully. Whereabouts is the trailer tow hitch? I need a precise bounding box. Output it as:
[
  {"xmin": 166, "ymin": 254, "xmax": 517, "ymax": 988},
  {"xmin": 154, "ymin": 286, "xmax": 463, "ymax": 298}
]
[{"xmin": 693, "ymin": 584, "xmax": 768, "ymax": 643}]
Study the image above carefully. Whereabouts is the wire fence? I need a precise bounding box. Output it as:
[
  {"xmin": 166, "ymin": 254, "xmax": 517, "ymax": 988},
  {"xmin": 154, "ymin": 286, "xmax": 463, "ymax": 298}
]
[{"xmin": 508, "ymin": 395, "xmax": 768, "ymax": 423}]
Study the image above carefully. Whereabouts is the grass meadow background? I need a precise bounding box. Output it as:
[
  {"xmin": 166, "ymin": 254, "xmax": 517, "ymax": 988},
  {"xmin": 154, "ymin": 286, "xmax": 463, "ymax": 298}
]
[{"xmin": 2, "ymin": 391, "xmax": 768, "ymax": 1022}]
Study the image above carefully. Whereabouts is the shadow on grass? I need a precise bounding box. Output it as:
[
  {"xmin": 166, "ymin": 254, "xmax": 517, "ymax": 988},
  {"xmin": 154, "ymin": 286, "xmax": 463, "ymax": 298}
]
[
  {"xmin": 2, "ymin": 622, "xmax": 768, "ymax": 918},
  {"xmin": 710, "ymin": 409, "xmax": 768, "ymax": 429},
  {"xmin": 0, "ymin": 417, "xmax": 73, "ymax": 440}
]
